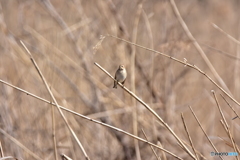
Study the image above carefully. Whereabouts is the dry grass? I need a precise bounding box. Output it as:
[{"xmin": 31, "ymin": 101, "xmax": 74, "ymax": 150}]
[{"xmin": 0, "ymin": 0, "xmax": 240, "ymax": 159}]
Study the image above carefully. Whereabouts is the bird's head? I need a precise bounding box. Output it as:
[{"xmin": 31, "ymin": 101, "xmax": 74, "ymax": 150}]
[{"xmin": 119, "ymin": 65, "xmax": 125, "ymax": 70}]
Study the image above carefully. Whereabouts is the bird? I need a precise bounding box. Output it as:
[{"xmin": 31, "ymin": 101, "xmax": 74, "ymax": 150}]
[{"xmin": 113, "ymin": 65, "xmax": 127, "ymax": 89}]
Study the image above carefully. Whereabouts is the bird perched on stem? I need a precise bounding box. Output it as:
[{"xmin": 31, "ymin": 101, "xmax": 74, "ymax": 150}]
[{"xmin": 113, "ymin": 65, "xmax": 127, "ymax": 89}]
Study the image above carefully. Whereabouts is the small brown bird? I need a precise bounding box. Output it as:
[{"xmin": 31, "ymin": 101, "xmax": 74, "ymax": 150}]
[{"xmin": 113, "ymin": 65, "xmax": 127, "ymax": 89}]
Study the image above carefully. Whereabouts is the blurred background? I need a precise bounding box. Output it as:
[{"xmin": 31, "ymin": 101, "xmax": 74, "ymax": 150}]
[{"xmin": 0, "ymin": 0, "xmax": 240, "ymax": 159}]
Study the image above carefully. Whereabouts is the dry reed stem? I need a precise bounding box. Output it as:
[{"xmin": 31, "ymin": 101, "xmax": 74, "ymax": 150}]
[
  {"xmin": 0, "ymin": 141, "xmax": 4, "ymax": 157},
  {"xmin": 142, "ymin": 8, "xmax": 155, "ymax": 100},
  {"xmin": 169, "ymin": 0, "xmax": 232, "ymax": 96},
  {"xmin": 94, "ymin": 62, "xmax": 195, "ymax": 159},
  {"xmin": 181, "ymin": 139, "xmax": 206, "ymax": 160},
  {"xmin": 0, "ymin": 156, "xmax": 18, "ymax": 160},
  {"xmin": 220, "ymin": 94, "xmax": 240, "ymax": 120},
  {"xmin": 19, "ymin": 41, "xmax": 90, "ymax": 160},
  {"xmin": 51, "ymin": 104, "xmax": 58, "ymax": 160},
  {"xmin": 141, "ymin": 129, "xmax": 161, "ymax": 160},
  {"xmin": 212, "ymin": 91, "xmax": 228, "ymax": 128},
  {"xmin": 188, "ymin": 106, "xmax": 224, "ymax": 160},
  {"xmin": 0, "ymin": 128, "xmax": 42, "ymax": 160},
  {"xmin": 0, "ymin": 79, "xmax": 183, "ymax": 160},
  {"xmin": 105, "ymin": 34, "xmax": 240, "ymax": 109},
  {"xmin": 211, "ymin": 23, "xmax": 240, "ymax": 118},
  {"xmin": 219, "ymin": 136, "xmax": 240, "ymax": 153},
  {"xmin": 230, "ymin": 24, "xmax": 239, "ymax": 108},
  {"xmin": 142, "ymin": 8, "xmax": 155, "ymax": 102},
  {"xmin": 212, "ymin": 91, "xmax": 239, "ymax": 160},
  {"xmin": 201, "ymin": 43, "xmax": 240, "ymax": 61},
  {"xmin": 62, "ymin": 101, "xmax": 77, "ymax": 160},
  {"xmin": 219, "ymin": 120, "xmax": 239, "ymax": 160},
  {"xmin": 142, "ymin": 7, "xmax": 157, "ymax": 143},
  {"xmin": 218, "ymin": 136, "xmax": 233, "ymax": 148},
  {"xmin": 211, "ymin": 23, "xmax": 240, "ymax": 45},
  {"xmin": 131, "ymin": 3, "xmax": 142, "ymax": 160},
  {"xmin": 61, "ymin": 154, "xmax": 73, "ymax": 160},
  {"xmin": 181, "ymin": 113, "xmax": 198, "ymax": 160},
  {"xmin": 157, "ymin": 141, "xmax": 167, "ymax": 160}
]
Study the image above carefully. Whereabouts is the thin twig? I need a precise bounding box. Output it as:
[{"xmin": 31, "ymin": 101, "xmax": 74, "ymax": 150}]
[
  {"xmin": 141, "ymin": 128, "xmax": 161, "ymax": 160},
  {"xmin": 94, "ymin": 62, "xmax": 195, "ymax": 158},
  {"xmin": 0, "ymin": 79, "xmax": 183, "ymax": 160},
  {"xmin": 20, "ymin": 41, "xmax": 90, "ymax": 160},
  {"xmin": 188, "ymin": 106, "xmax": 224, "ymax": 160},
  {"xmin": 220, "ymin": 94, "xmax": 240, "ymax": 120},
  {"xmin": 181, "ymin": 113, "xmax": 198, "ymax": 160}
]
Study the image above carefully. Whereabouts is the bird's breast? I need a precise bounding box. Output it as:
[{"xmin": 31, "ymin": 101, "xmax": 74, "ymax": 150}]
[{"xmin": 116, "ymin": 70, "xmax": 127, "ymax": 82}]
